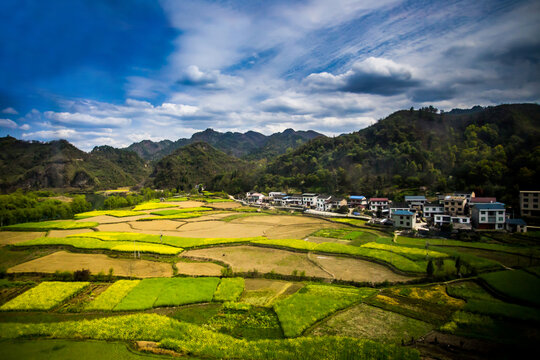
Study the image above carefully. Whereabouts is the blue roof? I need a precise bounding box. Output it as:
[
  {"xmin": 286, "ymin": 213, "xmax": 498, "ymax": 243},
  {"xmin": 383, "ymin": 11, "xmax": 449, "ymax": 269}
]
[
  {"xmin": 506, "ymin": 219, "xmax": 526, "ymax": 225},
  {"xmin": 350, "ymin": 195, "xmax": 365, "ymax": 200},
  {"xmin": 393, "ymin": 210, "xmax": 415, "ymax": 216},
  {"xmin": 474, "ymin": 202, "xmax": 505, "ymax": 210},
  {"xmin": 404, "ymin": 196, "xmax": 426, "ymax": 201}
]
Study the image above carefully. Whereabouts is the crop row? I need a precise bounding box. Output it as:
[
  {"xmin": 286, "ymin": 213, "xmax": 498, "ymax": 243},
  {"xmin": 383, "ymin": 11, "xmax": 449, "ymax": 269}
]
[
  {"xmin": 3, "ymin": 220, "xmax": 98, "ymax": 231},
  {"xmin": 14, "ymin": 236, "xmax": 183, "ymax": 255},
  {"xmin": 213, "ymin": 278, "xmax": 245, "ymax": 302},
  {"xmin": 1, "ymin": 281, "xmax": 89, "ymax": 311},
  {"xmin": 85, "ymin": 280, "xmax": 140, "ymax": 311},
  {"xmin": 0, "ymin": 313, "xmax": 419, "ymax": 359},
  {"xmin": 273, "ymin": 284, "xmax": 376, "ymax": 337}
]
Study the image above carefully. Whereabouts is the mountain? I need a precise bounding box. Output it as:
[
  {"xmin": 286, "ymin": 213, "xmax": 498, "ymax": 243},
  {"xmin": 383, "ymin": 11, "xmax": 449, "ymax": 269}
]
[
  {"xmin": 0, "ymin": 137, "xmax": 148, "ymax": 191},
  {"xmin": 258, "ymin": 104, "xmax": 540, "ymax": 206},
  {"xmin": 125, "ymin": 128, "xmax": 323, "ymax": 161},
  {"xmin": 151, "ymin": 142, "xmax": 251, "ymax": 190}
]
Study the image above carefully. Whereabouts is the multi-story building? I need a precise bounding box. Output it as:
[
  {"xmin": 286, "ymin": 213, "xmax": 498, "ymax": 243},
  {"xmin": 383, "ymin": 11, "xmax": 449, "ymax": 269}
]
[
  {"xmin": 302, "ymin": 193, "xmax": 318, "ymax": 208},
  {"xmin": 392, "ymin": 210, "xmax": 416, "ymax": 229},
  {"xmin": 520, "ymin": 190, "xmax": 540, "ymax": 217},
  {"xmin": 389, "ymin": 202, "xmax": 410, "ymax": 217},
  {"xmin": 348, "ymin": 195, "xmax": 367, "ymax": 208},
  {"xmin": 369, "ymin": 198, "xmax": 389, "ymax": 215},
  {"xmin": 471, "ymin": 202, "xmax": 506, "ymax": 230},
  {"xmin": 315, "ymin": 194, "xmax": 332, "ymax": 211},
  {"xmin": 423, "ymin": 203, "xmax": 444, "ymax": 219},
  {"xmin": 453, "ymin": 191, "xmax": 475, "ymax": 202},
  {"xmin": 444, "ymin": 195, "xmax": 467, "ymax": 216},
  {"xmin": 404, "ymin": 196, "xmax": 427, "ymax": 212}
]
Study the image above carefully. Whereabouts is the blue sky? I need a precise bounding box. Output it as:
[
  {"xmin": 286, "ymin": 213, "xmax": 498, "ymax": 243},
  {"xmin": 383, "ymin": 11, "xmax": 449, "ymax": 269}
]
[{"xmin": 1, "ymin": 0, "xmax": 539, "ymax": 150}]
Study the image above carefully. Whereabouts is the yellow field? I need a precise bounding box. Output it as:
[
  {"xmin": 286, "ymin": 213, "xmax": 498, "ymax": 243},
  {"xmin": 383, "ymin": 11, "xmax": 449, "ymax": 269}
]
[
  {"xmin": 47, "ymin": 229, "xmax": 95, "ymax": 238},
  {"xmin": 7, "ymin": 251, "xmax": 173, "ymax": 277}
]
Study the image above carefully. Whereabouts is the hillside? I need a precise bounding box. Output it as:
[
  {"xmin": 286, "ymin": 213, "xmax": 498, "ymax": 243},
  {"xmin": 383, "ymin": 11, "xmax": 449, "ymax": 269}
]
[
  {"xmin": 151, "ymin": 142, "xmax": 253, "ymax": 191},
  {"xmin": 258, "ymin": 104, "xmax": 540, "ymax": 205},
  {"xmin": 126, "ymin": 128, "xmax": 323, "ymax": 161},
  {"xmin": 0, "ymin": 137, "xmax": 148, "ymax": 191}
]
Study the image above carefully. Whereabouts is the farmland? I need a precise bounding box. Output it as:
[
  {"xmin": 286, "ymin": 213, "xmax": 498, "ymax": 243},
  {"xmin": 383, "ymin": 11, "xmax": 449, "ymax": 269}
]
[{"xmin": 1, "ymin": 200, "xmax": 540, "ymax": 359}]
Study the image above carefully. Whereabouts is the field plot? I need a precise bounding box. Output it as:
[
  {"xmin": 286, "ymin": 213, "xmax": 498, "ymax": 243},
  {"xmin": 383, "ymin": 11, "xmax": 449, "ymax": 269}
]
[
  {"xmin": 85, "ymin": 280, "xmax": 140, "ymax": 311},
  {"xmin": 74, "ymin": 210, "xmax": 141, "ymax": 219},
  {"xmin": 151, "ymin": 207, "xmax": 212, "ymax": 215},
  {"xmin": 312, "ymin": 255, "xmax": 416, "ymax": 283},
  {"xmin": 114, "ymin": 277, "xmax": 219, "ymax": 310},
  {"xmin": 47, "ymin": 229, "xmax": 95, "ymax": 238},
  {"xmin": 183, "ymin": 245, "xmax": 331, "ymax": 279},
  {"xmin": 265, "ymin": 224, "xmax": 341, "ymax": 239},
  {"xmin": 480, "ymin": 270, "xmax": 540, "ymax": 306},
  {"xmin": 213, "ymin": 278, "xmax": 245, "ymax": 301},
  {"xmin": 308, "ymin": 303, "xmax": 433, "ymax": 343},
  {"xmin": 173, "ymin": 220, "xmax": 271, "ymax": 238},
  {"xmin": 273, "ymin": 285, "xmax": 375, "ymax": 337},
  {"xmin": 449, "ymin": 246, "xmax": 540, "ymax": 268},
  {"xmin": 234, "ymin": 215, "xmax": 326, "ymax": 226},
  {"xmin": 206, "ymin": 201, "xmax": 241, "ymax": 209},
  {"xmin": 1, "ymin": 281, "xmax": 89, "ymax": 311},
  {"xmin": 75, "ymin": 215, "xmax": 150, "ymax": 224},
  {"xmin": 96, "ymin": 223, "xmax": 137, "ymax": 232},
  {"xmin": 129, "ymin": 219, "xmax": 183, "ymax": 231},
  {"xmin": 241, "ymin": 279, "xmax": 297, "ymax": 306},
  {"xmin": 8, "ymin": 251, "xmax": 174, "ymax": 278},
  {"xmin": 0, "ymin": 231, "xmax": 45, "ymax": 245},
  {"xmin": 3, "ymin": 220, "xmax": 98, "ymax": 231},
  {"xmin": 176, "ymin": 261, "xmax": 223, "ymax": 276}
]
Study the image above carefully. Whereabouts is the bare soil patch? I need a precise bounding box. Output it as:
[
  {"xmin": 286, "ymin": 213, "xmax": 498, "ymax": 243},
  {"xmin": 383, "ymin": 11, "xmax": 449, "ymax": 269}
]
[
  {"xmin": 241, "ymin": 279, "xmax": 296, "ymax": 306},
  {"xmin": 312, "ymin": 255, "xmax": 415, "ymax": 283},
  {"xmin": 183, "ymin": 245, "xmax": 330, "ymax": 278},
  {"xmin": 208, "ymin": 202, "xmax": 241, "ymax": 209},
  {"xmin": 96, "ymin": 223, "xmax": 136, "ymax": 232},
  {"xmin": 0, "ymin": 231, "xmax": 46, "ymax": 245},
  {"xmin": 75, "ymin": 215, "xmax": 148, "ymax": 224},
  {"xmin": 265, "ymin": 224, "xmax": 341, "ymax": 239},
  {"xmin": 173, "ymin": 201, "xmax": 206, "ymax": 208},
  {"xmin": 176, "ymin": 261, "xmax": 224, "ymax": 276},
  {"xmin": 129, "ymin": 220, "xmax": 184, "ymax": 231},
  {"xmin": 234, "ymin": 215, "xmax": 326, "ymax": 226},
  {"xmin": 47, "ymin": 229, "xmax": 95, "ymax": 238},
  {"xmin": 8, "ymin": 251, "xmax": 173, "ymax": 278},
  {"xmin": 175, "ymin": 221, "xmax": 271, "ymax": 238},
  {"xmin": 183, "ymin": 212, "xmax": 237, "ymax": 221}
]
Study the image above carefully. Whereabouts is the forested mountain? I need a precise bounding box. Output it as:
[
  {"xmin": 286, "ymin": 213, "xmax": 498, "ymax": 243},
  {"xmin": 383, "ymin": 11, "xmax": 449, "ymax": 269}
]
[
  {"xmin": 0, "ymin": 137, "xmax": 148, "ymax": 191},
  {"xmin": 125, "ymin": 128, "xmax": 323, "ymax": 161},
  {"xmin": 151, "ymin": 142, "xmax": 252, "ymax": 191},
  {"xmin": 256, "ymin": 104, "xmax": 540, "ymax": 206}
]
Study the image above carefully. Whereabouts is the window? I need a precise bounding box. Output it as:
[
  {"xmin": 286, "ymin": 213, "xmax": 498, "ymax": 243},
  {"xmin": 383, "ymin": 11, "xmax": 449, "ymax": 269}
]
[
  {"xmin": 481, "ymin": 217, "xmax": 486, "ymax": 222},
  {"xmin": 406, "ymin": 222, "xmax": 410, "ymax": 226}
]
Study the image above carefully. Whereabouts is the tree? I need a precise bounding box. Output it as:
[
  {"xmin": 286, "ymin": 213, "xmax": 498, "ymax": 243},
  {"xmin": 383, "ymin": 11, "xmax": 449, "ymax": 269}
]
[
  {"xmin": 455, "ymin": 256, "xmax": 462, "ymax": 276},
  {"xmin": 426, "ymin": 259, "xmax": 434, "ymax": 277}
]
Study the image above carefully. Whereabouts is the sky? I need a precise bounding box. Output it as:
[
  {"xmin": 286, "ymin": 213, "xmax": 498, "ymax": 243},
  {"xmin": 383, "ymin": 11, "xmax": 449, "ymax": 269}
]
[{"xmin": 1, "ymin": 0, "xmax": 539, "ymax": 151}]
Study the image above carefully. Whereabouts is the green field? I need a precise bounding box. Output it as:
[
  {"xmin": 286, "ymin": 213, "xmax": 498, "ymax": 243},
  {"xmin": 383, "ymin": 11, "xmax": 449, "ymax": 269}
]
[
  {"xmin": 74, "ymin": 210, "xmax": 142, "ymax": 219},
  {"xmin": 85, "ymin": 280, "xmax": 141, "ymax": 311},
  {"xmin": 213, "ymin": 278, "xmax": 245, "ymax": 302},
  {"xmin": 3, "ymin": 221, "xmax": 99, "ymax": 231},
  {"xmin": 1, "ymin": 282, "xmax": 89, "ymax": 311},
  {"xmin": 479, "ymin": 270, "xmax": 540, "ymax": 306},
  {"xmin": 132, "ymin": 202, "xmax": 179, "ymax": 211}
]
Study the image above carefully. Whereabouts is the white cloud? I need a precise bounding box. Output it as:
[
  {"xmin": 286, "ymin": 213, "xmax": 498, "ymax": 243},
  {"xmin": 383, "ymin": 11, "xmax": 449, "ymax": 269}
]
[
  {"xmin": 19, "ymin": 124, "xmax": 30, "ymax": 130},
  {"xmin": 0, "ymin": 118, "xmax": 18, "ymax": 129},
  {"xmin": 2, "ymin": 107, "xmax": 18, "ymax": 115},
  {"xmin": 44, "ymin": 112, "xmax": 131, "ymax": 127}
]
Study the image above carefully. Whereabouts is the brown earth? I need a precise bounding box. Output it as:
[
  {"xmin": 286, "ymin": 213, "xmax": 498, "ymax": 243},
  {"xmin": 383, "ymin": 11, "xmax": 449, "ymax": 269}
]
[
  {"xmin": 47, "ymin": 229, "xmax": 95, "ymax": 238},
  {"xmin": 233, "ymin": 215, "xmax": 327, "ymax": 226},
  {"xmin": 183, "ymin": 245, "xmax": 330, "ymax": 278},
  {"xmin": 264, "ymin": 224, "xmax": 341, "ymax": 239},
  {"xmin": 174, "ymin": 221, "xmax": 272, "ymax": 238},
  {"xmin": 175, "ymin": 261, "xmax": 224, "ymax": 276},
  {"xmin": 75, "ymin": 215, "xmax": 149, "ymax": 224},
  {"xmin": 129, "ymin": 220, "xmax": 185, "ymax": 231},
  {"xmin": 0, "ymin": 231, "xmax": 46, "ymax": 245},
  {"xmin": 208, "ymin": 202, "xmax": 241, "ymax": 209},
  {"xmin": 8, "ymin": 251, "xmax": 173, "ymax": 278},
  {"xmin": 241, "ymin": 278, "xmax": 297, "ymax": 306}
]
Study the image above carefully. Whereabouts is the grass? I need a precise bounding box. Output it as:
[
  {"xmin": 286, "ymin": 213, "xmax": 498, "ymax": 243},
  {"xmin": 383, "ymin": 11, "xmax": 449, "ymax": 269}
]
[
  {"xmin": 1, "ymin": 281, "xmax": 89, "ymax": 311},
  {"xmin": 170, "ymin": 303, "xmax": 223, "ymax": 325},
  {"xmin": 85, "ymin": 280, "xmax": 141, "ymax": 311},
  {"xmin": 464, "ymin": 299, "xmax": 540, "ymax": 322},
  {"xmin": 0, "ymin": 246, "xmax": 56, "ymax": 269},
  {"xmin": 309, "ymin": 303, "xmax": 433, "ymax": 344},
  {"xmin": 311, "ymin": 228, "xmax": 391, "ymax": 245},
  {"xmin": 150, "ymin": 207, "xmax": 212, "ymax": 215},
  {"xmin": 0, "ymin": 313, "xmax": 420, "ymax": 360},
  {"xmin": 0, "ymin": 339, "xmax": 167, "ymax": 360},
  {"xmin": 213, "ymin": 278, "xmax": 245, "ymax": 302},
  {"xmin": 446, "ymin": 281, "xmax": 498, "ymax": 302},
  {"xmin": 133, "ymin": 202, "xmax": 179, "ymax": 211},
  {"xmin": 203, "ymin": 198, "xmax": 235, "ymax": 203},
  {"xmin": 3, "ymin": 220, "xmax": 99, "ymax": 231},
  {"xmin": 273, "ymin": 284, "xmax": 376, "ymax": 337},
  {"xmin": 14, "ymin": 237, "xmax": 183, "ymax": 255},
  {"xmin": 114, "ymin": 278, "xmax": 220, "ymax": 311},
  {"xmin": 74, "ymin": 210, "xmax": 141, "ymax": 219},
  {"xmin": 479, "ymin": 269, "xmax": 540, "ymax": 306},
  {"xmin": 361, "ymin": 242, "xmax": 448, "ymax": 260},
  {"xmin": 331, "ymin": 218, "xmax": 367, "ymax": 227}
]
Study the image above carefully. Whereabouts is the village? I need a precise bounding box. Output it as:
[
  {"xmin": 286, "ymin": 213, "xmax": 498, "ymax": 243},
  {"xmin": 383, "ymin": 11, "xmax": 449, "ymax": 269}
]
[{"xmin": 243, "ymin": 190, "xmax": 539, "ymax": 233}]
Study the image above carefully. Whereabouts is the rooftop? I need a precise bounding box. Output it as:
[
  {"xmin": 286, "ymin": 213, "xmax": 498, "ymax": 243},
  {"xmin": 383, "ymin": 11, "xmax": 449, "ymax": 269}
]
[
  {"xmin": 404, "ymin": 196, "xmax": 427, "ymax": 201},
  {"xmin": 506, "ymin": 218, "xmax": 527, "ymax": 225},
  {"xmin": 349, "ymin": 195, "xmax": 366, "ymax": 200},
  {"xmin": 470, "ymin": 197, "xmax": 497, "ymax": 203},
  {"xmin": 370, "ymin": 198, "xmax": 389, "ymax": 202},
  {"xmin": 393, "ymin": 210, "xmax": 415, "ymax": 216},
  {"xmin": 474, "ymin": 202, "xmax": 506, "ymax": 210}
]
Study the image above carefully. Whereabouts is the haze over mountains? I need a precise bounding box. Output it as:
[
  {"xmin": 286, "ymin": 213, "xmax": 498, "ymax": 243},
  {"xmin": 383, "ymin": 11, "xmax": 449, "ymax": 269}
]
[{"xmin": 1, "ymin": 104, "xmax": 539, "ymax": 209}]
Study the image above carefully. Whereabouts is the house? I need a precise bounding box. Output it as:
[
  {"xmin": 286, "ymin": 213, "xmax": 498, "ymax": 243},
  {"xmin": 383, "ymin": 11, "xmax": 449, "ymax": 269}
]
[
  {"xmin": 520, "ymin": 190, "xmax": 540, "ymax": 217},
  {"xmin": 434, "ymin": 214, "xmax": 451, "ymax": 226},
  {"xmin": 325, "ymin": 196, "xmax": 347, "ymax": 211},
  {"xmin": 443, "ymin": 195, "xmax": 467, "ymax": 216},
  {"xmin": 369, "ymin": 198, "xmax": 389, "ymax": 215},
  {"xmin": 471, "ymin": 202, "xmax": 506, "ymax": 230},
  {"xmin": 506, "ymin": 218, "xmax": 527, "ymax": 233},
  {"xmin": 404, "ymin": 196, "xmax": 427, "ymax": 212},
  {"xmin": 348, "ymin": 195, "xmax": 367, "ymax": 208},
  {"xmin": 247, "ymin": 192, "xmax": 265, "ymax": 204},
  {"xmin": 287, "ymin": 194, "xmax": 303, "ymax": 206},
  {"xmin": 315, "ymin": 194, "xmax": 332, "ymax": 211},
  {"xmin": 389, "ymin": 202, "xmax": 411, "ymax": 218},
  {"xmin": 272, "ymin": 194, "xmax": 287, "ymax": 206},
  {"xmin": 269, "ymin": 192, "xmax": 286, "ymax": 198},
  {"xmin": 453, "ymin": 191, "xmax": 475, "ymax": 202},
  {"xmin": 392, "ymin": 210, "xmax": 416, "ymax": 229},
  {"xmin": 302, "ymin": 193, "xmax": 318, "ymax": 208},
  {"xmin": 423, "ymin": 203, "xmax": 444, "ymax": 219},
  {"xmin": 450, "ymin": 216, "xmax": 472, "ymax": 230}
]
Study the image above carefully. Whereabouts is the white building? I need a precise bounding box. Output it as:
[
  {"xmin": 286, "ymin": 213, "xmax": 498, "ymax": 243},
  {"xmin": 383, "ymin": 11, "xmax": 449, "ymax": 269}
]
[
  {"xmin": 423, "ymin": 203, "xmax": 445, "ymax": 218},
  {"xmin": 302, "ymin": 193, "xmax": 318, "ymax": 208},
  {"xmin": 471, "ymin": 202, "xmax": 506, "ymax": 230}
]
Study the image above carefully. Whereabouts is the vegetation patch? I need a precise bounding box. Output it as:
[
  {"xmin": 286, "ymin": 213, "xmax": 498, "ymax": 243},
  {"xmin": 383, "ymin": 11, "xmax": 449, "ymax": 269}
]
[
  {"xmin": 74, "ymin": 210, "xmax": 141, "ymax": 219},
  {"xmin": 14, "ymin": 237, "xmax": 183, "ymax": 255},
  {"xmin": 479, "ymin": 270, "xmax": 540, "ymax": 306},
  {"xmin": 136, "ymin": 213, "xmax": 205, "ymax": 221},
  {"xmin": 170, "ymin": 303, "xmax": 222, "ymax": 325},
  {"xmin": 464, "ymin": 299, "xmax": 540, "ymax": 322},
  {"xmin": 3, "ymin": 220, "xmax": 98, "ymax": 231},
  {"xmin": 85, "ymin": 280, "xmax": 141, "ymax": 311},
  {"xmin": 133, "ymin": 202, "xmax": 179, "ymax": 211},
  {"xmin": 361, "ymin": 242, "xmax": 448, "ymax": 260},
  {"xmin": 273, "ymin": 284, "xmax": 376, "ymax": 337},
  {"xmin": 331, "ymin": 218, "xmax": 367, "ymax": 227},
  {"xmin": 213, "ymin": 278, "xmax": 245, "ymax": 302},
  {"xmin": 0, "ymin": 281, "xmax": 89, "ymax": 311}
]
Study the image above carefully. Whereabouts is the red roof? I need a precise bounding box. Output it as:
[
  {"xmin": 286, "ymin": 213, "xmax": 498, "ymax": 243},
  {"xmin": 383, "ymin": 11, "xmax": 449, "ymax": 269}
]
[
  {"xmin": 369, "ymin": 198, "xmax": 389, "ymax": 202},
  {"xmin": 471, "ymin": 197, "xmax": 497, "ymax": 203}
]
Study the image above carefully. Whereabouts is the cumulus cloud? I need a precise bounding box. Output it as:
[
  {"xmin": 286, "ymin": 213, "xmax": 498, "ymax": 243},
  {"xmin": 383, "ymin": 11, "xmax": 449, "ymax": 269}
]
[
  {"xmin": 306, "ymin": 57, "xmax": 419, "ymax": 95},
  {"xmin": 44, "ymin": 112, "xmax": 131, "ymax": 127},
  {"xmin": 178, "ymin": 65, "xmax": 243, "ymax": 89},
  {"xmin": 0, "ymin": 118, "xmax": 18, "ymax": 128},
  {"xmin": 2, "ymin": 107, "xmax": 18, "ymax": 115}
]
